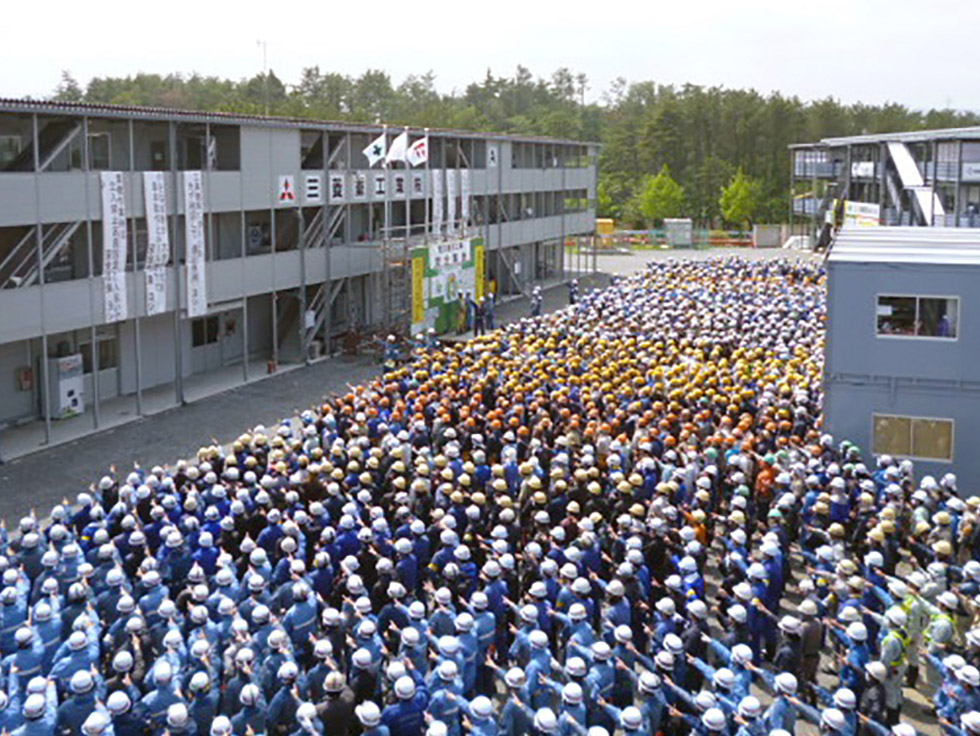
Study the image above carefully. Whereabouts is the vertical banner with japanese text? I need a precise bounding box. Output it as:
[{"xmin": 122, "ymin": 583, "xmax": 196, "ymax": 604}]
[
  {"xmin": 461, "ymin": 169, "xmax": 471, "ymax": 229},
  {"xmin": 446, "ymin": 169, "xmax": 458, "ymax": 234},
  {"xmin": 142, "ymin": 172, "xmax": 170, "ymax": 316},
  {"xmin": 474, "ymin": 242, "xmax": 484, "ymax": 301},
  {"xmin": 183, "ymin": 171, "xmax": 207, "ymax": 318},
  {"xmin": 412, "ymin": 254, "xmax": 426, "ymax": 324},
  {"xmin": 431, "ymin": 169, "xmax": 444, "ymax": 238},
  {"xmin": 100, "ymin": 172, "xmax": 129, "ymax": 323}
]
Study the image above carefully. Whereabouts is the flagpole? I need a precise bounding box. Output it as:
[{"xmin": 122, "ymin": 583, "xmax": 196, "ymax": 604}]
[
  {"xmin": 382, "ymin": 124, "xmax": 390, "ymax": 331},
  {"xmin": 404, "ymin": 126, "xmax": 410, "ymax": 242}
]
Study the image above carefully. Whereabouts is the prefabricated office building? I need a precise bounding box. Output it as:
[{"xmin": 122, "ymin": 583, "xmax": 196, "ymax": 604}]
[
  {"xmin": 825, "ymin": 227, "xmax": 980, "ymax": 488},
  {"xmin": 0, "ymin": 99, "xmax": 597, "ymax": 451}
]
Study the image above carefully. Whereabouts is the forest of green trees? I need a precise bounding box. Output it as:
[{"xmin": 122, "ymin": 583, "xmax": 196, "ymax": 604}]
[{"xmin": 50, "ymin": 68, "xmax": 980, "ymax": 227}]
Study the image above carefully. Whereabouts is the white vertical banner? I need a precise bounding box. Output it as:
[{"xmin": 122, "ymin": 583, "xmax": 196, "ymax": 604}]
[
  {"xmin": 446, "ymin": 169, "xmax": 458, "ymax": 234},
  {"xmin": 461, "ymin": 169, "xmax": 471, "ymax": 229},
  {"xmin": 183, "ymin": 171, "xmax": 207, "ymax": 318},
  {"xmin": 100, "ymin": 172, "xmax": 129, "ymax": 323},
  {"xmin": 142, "ymin": 172, "xmax": 170, "ymax": 316},
  {"xmin": 431, "ymin": 169, "xmax": 444, "ymax": 238}
]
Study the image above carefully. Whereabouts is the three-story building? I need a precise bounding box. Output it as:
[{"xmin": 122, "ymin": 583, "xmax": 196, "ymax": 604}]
[{"xmin": 0, "ymin": 99, "xmax": 597, "ymax": 453}]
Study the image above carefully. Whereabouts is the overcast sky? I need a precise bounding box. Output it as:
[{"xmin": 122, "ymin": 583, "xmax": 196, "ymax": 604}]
[{"xmin": 3, "ymin": 0, "xmax": 975, "ymax": 112}]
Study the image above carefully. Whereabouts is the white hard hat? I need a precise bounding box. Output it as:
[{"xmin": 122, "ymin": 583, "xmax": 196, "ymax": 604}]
[
  {"xmin": 885, "ymin": 607, "xmax": 908, "ymax": 628},
  {"xmin": 712, "ymin": 668, "xmax": 736, "ymax": 690},
  {"xmin": 471, "ymin": 696, "xmax": 493, "ymax": 718},
  {"xmin": 356, "ymin": 701, "xmax": 382, "ymax": 727},
  {"xmin": 534, "ymin": 708, "xmax": 558, "ymax": 733},
  {"xmin": 702, "ymin": 708, "xmax": 727, "ymax": 732},
  {"xmin": 959, "ymin": 665, "xmax": 980, "ymax": 687},
  {"xmin": 738, "ymin": 696, "xmax": 762, "ymax": 718},
  {"xmin": 394, "ymin": 675, "xmax": 417, "ymax": 699},
  {"xmin": 821, "ymin": 708, "xmax": 847, "ymax": 732},
  {"xmin": 562, "ymin": 682, "xmax": 584, "ymax": 704},
  {"xmin": 865, "ymin": 661, "xmax": 887, "ymax": 682},
  {"xmin": 833, "ymin": 688, "xmax": 856, "ymax": 710},
  {"xmin": 504, "ymin": 667, "xmax": 526, "ymax": 688},
  {"xmin": 962, "ymin": 713, "xmax": 980, "ymax": 735},
  {"xmin": 731, "ymin": 644, "xmax": 753, "ymax": 665},
  {"xmin": 775, "ymin": 672, "xmax": 798, "ymax": 694}
]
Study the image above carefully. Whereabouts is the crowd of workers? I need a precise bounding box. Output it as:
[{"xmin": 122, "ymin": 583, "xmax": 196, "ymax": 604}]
[{"xmin": 0, "ymin": 257, "xmax": 975, "ymax": 736}]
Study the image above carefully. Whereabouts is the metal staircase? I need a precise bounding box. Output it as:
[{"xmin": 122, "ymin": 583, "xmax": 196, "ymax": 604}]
[
  {"xmin": 303, "ymin": 282, "xmax": 329, "ymax": 353},
  {"xmin": 4, "ymin": 119, "xmax": 82, "ymax": 172},
  {"xmin": 383, "ymin": 239, "xmax": 411, "ymax": 335},
  {"xmin": 324, "ymin": 206, "xmax": 345, "ymax": 245},
  {"xmin": 886, "ymin": 142, "xmax": 945, "ymax": 225},
  {"xmin": 0, "ymin": 221, "xmax": 82, "ymax": 288},
  {"xmin": 304, "ymin": 208, "xmax": 325, "ymax": 249}
]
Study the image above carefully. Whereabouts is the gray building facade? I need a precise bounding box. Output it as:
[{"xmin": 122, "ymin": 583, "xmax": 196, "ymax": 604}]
[
  {"xmin": 825, "ymin": 227, "xmax": 979, "ymax": 488},
  {"xmin": 0, "ymin": 99, "xmax": 597, "ymax": 452},
  {"xmin": 791, "ymin": 126, "xmax": 980, "ymax": 241}
]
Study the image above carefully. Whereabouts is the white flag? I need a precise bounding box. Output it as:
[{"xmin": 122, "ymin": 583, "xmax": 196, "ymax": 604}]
[
  {"xmin": 386, "ymin": 130, "xmax": 409, "ymax": 164},
  {"xmin": 407, "ymin": 137, "xmax": 429, "ymax": 167},
  {"xmin": 363, "ymin": 132, "xmax": 387, "ymax": 167}
]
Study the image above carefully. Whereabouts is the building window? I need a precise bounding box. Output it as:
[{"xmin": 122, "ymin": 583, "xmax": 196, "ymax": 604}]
[
  {"xmin": 0, "ymin": 135, "xmax": 21, "ymax": 168},
  {"xmin": 876, "ymin": 295, "xmax": 958, "ymax": 339},
  {"xmin": 88, "ymin": 133, "xmax": 111, "ymax": 170},
  {"xmin": 873, "ymin": 414, "xmax": 954, "ymax": 461},
  {"xmin": 79, "ymin": 328, "xmax": 119, "ymax": 373},
  {"xmin": 192, "ymin": 316, "xmax": 219, "ymax": 347}
]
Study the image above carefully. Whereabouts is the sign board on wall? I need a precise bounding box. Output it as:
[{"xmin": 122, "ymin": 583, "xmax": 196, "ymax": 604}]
[
  {"xmin": 277, "ymin": 175, "xmax": 297, "ymax": 204},
  {"xmin": 850, "ymin": 161, "xmax": 875, "ymax": 179},
  {"xmin": 304, "ymin": 173, "xmax": 323, "ymax": 204},
  {"xmin": 843, "ymin": 200, "xmax": 880, "ymax": 227},
  {"xmin": 329, "ymin": 174, "xmax": 345, "ymax": 202},
  {"xmin": 411, "ymin": 237, "xmax": 485, "ymax": 335},
  {"xmin": 963, "ymin": 163, "xmax": 980, "ymax": 182}
]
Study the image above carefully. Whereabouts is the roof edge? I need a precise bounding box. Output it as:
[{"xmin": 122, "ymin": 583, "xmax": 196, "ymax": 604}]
[{"xmin": 0, "ymin": 97, "xmax": 601, "ymax": 148}]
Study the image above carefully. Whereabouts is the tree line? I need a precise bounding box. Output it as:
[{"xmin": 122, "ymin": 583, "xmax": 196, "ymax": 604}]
[{"xmin": 51, "ymin": 68, "xmax": 980, "ymax": 227}]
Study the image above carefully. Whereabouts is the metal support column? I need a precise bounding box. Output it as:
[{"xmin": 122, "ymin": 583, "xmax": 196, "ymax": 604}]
[
  {"xmin": 83, "ymin": 116, "xmax": 101, "ymax": 429},
  {"xmin": 322, "ymin": 133, "xmax": 332, "ymax": 357},
  {"xmin": 270, "ymin": 124, "xmax": 278, "ymax": 368},
  {"xmin": 32, "ymin": 114, "xmax": 52, "ymax": 443},
  {"xmin": 240, "ymin": 205, "xmax": 249, "ymax": 381},
  {"xmin": 128, "ymin": 120, "xmax": 143, "ymax": 415},
  {"xmin": 788, "ymin": 148, "xmax": 794, "ymax": 237},
  {"xmin": 345, "ymin": 133, "xmax": 354, "ymax": 337},
  {"xmin": 811, "ymin": 150, "xmax": 818, "ymax": 239},
  {"xmin": 878, "ymin": 143, "xmax": 887, "ymax": 222},
  {"xmin": 169, "ymin": 122, "xmax": 185, "ymax": 404},
  {"xmin": 955, "ymin": 140, "xmax": 963, "ymax": 227},
  {"xmin": 496, "ymin": 138, "xmax": 503, "ymax": 294},
  {"xmin": 299, "ymin": 206, "xmax": 308, "ymax": 364},
  {"xmin": 560, "ymin": 150, "xmax": 566, "ymax": 281}
]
